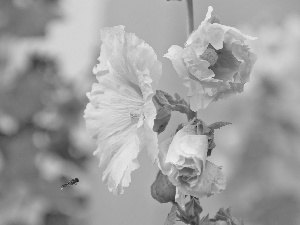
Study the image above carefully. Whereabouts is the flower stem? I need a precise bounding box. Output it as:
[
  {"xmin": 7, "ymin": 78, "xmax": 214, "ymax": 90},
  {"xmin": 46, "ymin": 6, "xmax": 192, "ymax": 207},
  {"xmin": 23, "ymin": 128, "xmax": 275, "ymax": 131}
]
[
  {"xmin": 185, "ymin": 0, "xmax": 197, "ymax": 120},
  {"xmin": 185, "ymin": 0, "xmax": 194, "ymax": 37}
]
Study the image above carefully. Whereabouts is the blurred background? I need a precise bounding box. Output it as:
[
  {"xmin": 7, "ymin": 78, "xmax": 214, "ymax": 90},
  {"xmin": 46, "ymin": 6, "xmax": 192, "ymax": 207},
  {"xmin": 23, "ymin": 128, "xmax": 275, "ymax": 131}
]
[{"xmin": 0, "ymin": 0, "xmax": 300, "ymax": 225}]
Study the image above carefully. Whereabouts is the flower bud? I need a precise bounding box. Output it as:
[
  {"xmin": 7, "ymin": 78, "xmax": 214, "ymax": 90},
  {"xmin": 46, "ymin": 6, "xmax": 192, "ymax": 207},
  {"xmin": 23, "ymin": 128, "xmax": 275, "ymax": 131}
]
[{"xmin": 151, "ymin": 170, "xmax": 176, "ymax": 203}]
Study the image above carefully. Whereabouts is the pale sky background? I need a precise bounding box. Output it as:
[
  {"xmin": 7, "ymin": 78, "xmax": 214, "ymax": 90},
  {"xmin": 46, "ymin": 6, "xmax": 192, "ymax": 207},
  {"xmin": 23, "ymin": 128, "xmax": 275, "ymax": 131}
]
[{"xmin": 31, "ymin": 0, "xmax": 300, "ymax": 224}]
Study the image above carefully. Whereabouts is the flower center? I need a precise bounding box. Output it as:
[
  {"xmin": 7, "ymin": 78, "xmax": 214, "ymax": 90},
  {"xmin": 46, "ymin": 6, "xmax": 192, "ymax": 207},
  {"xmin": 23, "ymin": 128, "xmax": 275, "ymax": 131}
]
[
  {"xmin": 199, "ymin": 48, "xmax": 218, "ymax": 66},
  {"xmin": 130, "ymin": 110, "xmax": 141, "ymax": 124}
]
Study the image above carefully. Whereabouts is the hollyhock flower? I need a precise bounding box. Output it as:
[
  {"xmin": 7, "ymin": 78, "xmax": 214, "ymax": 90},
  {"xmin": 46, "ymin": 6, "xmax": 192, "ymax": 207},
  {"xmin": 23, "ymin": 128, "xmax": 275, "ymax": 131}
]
[
  {"xmin": 84, "ymin": 26, "xmax": 162, "ymax": 194},
  {"xmin": 165, "ymin": 6, "xmax": 257, "ymax": 110},
  {"xmin": 158, "ymin": 121, "xmax": 226, "ymax": 206}
]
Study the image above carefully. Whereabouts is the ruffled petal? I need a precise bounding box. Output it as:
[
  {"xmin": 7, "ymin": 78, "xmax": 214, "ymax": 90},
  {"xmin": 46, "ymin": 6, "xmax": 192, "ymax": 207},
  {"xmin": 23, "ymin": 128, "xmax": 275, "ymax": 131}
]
[
  {"xmin": 187, "ymin": 6, "xmax": 225, "ymax": 51},
  {"xmin": 211, "ymin": 44, "xmax": 241, "ymax": 82},
  {"xmin": 95, "ymin": 25, "xmax": 162, "ymax": 101},
  {"xmin": 189, "ymin": 93, "xmax": 214, "ymax": 111},
  {"xmin": 231, "ymin": 41, "xmax": 257, "ymax": 83},
  {"xmin": 182, "ymin": 46, "xmax": 215, "ymax": 80},
  {"xmin": 186, "ymin": 6, "xmax": 213, "ymax": 47},
  {"xmin": 85, "ymin": 75, "xmax": 143, "ymax": 151},
  {"xmin": 164, "ymin": 45, "xmax": 191, "ymax": 83},
  {"xmin": 165, "ymin": 125, "xmax": 208, "ymax": 172},
  {"xmin": 188, "ymin": 78, "xmax": 230, "ymax": 111},
  {"xmin": 142, "ymin": 101, "xmax": 159, "ymax": 163},
  {"xmin": 206, "ymin": 24, "xmax": 226, "ymax": 50},
  {"xmin": 158, "ymin": 137, "xmax": 173, "ymax": 174},
  {"xmin": 102, "ymin": 134, "xmax": 140, "ymax": 194},
  {"xmin": 180, "ymin": 161, "xmax": 226, "ymax": 198}
]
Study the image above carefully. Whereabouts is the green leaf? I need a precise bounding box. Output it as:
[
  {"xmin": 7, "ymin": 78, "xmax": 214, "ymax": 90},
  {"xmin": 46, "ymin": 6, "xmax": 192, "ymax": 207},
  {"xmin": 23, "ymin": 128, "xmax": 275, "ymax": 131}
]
[
  {"xmin": 195, "ymin": 119, "xmax": 211, "ymax": 135},
  {"xmin": 185, "ymin": 197, "xmax": 203, "ymax": 217},
  {"xmin": 197, "ymin": 208, "xmax": 245, "ymax": 225},
  {"xmin": 153, "ymin": 91, "xmax": 172, "ymax": 134},
  {"xmin": 212, "ymin": 207, "xmax": 244, "ymax": 225},
  {"xmin": 153, "ymin": 112, "xmax": 171, "ymax": 134},
  {"xmin": 175, "ymin": 197, "xmax": 203, "ymax": 225},
  {"xmin": 154, "ymin": 90, "xmax": 172, "ymax": 107},
  {"xmin": 208, "ymin": 122, "xmax": 232, "ymax": 130},
  {"xmin": 199, "ymin": 214, "xmax": 211, "ymax": 225},
  {"xmin": 164, "ymin": 204, "xmax": 177, "ymax": 225},
  {"xmin": 157, "ymin": 90, "xmax": 190, "ymax": 116},
  {"xmin": 174, "ymin": 93, "xmax": 181, "ymax": 101},
  {"xmin": 193, "ymin": 198, "xmax": 203, "ymax": 215}
]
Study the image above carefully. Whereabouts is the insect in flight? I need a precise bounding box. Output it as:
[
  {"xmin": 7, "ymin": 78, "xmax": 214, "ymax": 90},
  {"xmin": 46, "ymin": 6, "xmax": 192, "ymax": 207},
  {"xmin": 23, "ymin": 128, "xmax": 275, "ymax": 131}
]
[{"xmin": 61, "ymin": 178, "xmax": 79, "ymax": 190}]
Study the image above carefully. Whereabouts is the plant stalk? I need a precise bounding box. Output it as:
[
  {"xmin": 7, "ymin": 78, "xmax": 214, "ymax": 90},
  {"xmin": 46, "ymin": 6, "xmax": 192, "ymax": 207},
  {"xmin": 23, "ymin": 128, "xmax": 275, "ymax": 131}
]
[
  {"xmin": 185, "ymin": 0, "xmax": 194, "ymax": 37},
  {"xmin": 185, "ymin": 0, "xmax": 197, "ymax": 120}
]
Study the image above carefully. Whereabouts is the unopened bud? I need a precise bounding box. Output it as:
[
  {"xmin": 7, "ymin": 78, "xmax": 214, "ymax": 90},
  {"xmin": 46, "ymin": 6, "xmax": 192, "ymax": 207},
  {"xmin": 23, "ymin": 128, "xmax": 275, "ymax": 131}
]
[{"xmin": 151, "ymin": 170, "xmax": 176, "ymax": 203}]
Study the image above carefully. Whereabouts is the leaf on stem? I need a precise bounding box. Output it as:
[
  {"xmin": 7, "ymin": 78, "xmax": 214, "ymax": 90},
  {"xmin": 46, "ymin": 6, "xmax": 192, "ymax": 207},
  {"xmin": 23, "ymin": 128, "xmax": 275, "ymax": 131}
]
[
  {"xmin": 164, "ymin": 204, "xmax": 178, "ymax": 225},
  {"xmin": 185, "ymin": 197, "xmax": 203, "ymax": 217},
  {"xmin": 199, "ymin": 214, "xmax": 211, "ymax": 225},
  {"xmin": 211, "ymin": 207, "xmax": 244, "ymax": 225},
  {"xmin": 208, "ymin": 122, "xmax": 232, "ymax": 130},
  {"xmin": 176, "ymin": 197, "xmax": 203, "ymax": 224},
  {"xmin": 153, "ymin": 91, "xmax": 172, "ymax": 134}
]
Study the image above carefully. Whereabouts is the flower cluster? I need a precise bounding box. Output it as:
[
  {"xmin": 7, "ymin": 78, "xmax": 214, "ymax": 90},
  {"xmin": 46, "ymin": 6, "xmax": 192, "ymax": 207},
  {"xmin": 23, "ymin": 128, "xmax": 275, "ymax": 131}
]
[{"xmin": 84, "ymin": 6, "xmax": 256, "ymax": 223}]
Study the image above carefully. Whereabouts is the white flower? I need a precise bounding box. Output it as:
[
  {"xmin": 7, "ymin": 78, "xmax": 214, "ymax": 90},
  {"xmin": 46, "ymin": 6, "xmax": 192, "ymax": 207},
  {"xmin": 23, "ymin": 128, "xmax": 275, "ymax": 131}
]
[
  {"xmin": 165, "ymin": 6, "xmax": 257, "ymax": 110},
  {"xmin": 158, "ymin": 122, "xmax": 226, "ymax": 206},
  {"xmin": 84, "ymin": 26, "xmax": 162, "ymax": 194}
]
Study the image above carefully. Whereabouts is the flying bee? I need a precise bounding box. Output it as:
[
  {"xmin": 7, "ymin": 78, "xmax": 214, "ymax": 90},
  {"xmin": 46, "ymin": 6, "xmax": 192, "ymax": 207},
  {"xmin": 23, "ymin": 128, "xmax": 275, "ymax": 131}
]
[{"xmin": 61, "ymin": 178, "xmax": 79, "ymax": 190}]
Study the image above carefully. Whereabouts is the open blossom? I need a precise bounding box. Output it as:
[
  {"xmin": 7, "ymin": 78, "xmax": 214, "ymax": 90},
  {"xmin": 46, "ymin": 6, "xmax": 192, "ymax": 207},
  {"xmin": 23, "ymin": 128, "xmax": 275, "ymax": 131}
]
[
  {"xmin": 158, "ymin": 122, "xmax": 226, "ymax": 205},
  {"xmin": 84, "ymin": 26, "xmax": 162, "ymax": 194},
  {"xmin": 165, "ymin": 6, "xmax": 257, "ymax": 110}
]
